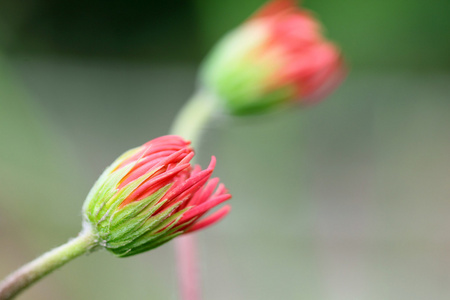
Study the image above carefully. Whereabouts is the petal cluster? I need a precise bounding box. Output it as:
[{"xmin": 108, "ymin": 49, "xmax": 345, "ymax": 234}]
[
  {"xmin": 83, "ymin": 135, "xmax": 231, "ymax": 257},
  {"xmin": 201, "ymin": 0, "xmax": 345, "ymax": 115},
  {"xmin": 254, "ymin": 0, "xmax": 345, "ymax": 102}
]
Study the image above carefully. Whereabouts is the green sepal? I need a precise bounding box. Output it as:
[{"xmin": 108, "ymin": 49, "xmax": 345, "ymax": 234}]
[
  {"xmin": 164, "ymin": 213, "xmax": 197, "ymax": 234},
  {"xmin": 83, "ymin": 148, "xmax": 140, "ymax": 219},
  {"xmin": 106, "ymin": 201, "xmax": 184, "ymax": 249},
  {"xmin": 89, "ymin": 165, "xmax": 133, "ymax": 221},
  {"xmin": 113, "ymin": 231, "xmax": 184, "ymax": 257},
  {"xmin": 107, "ymin": 205, "xmax": 189, "ymax": 255},
  {"xmin": 118, "ymin": 217, "xmax": 197, "ymax": 257},
  {"xmin": 201, "ymin": 23, "xmax": 297, "ymax": 116},
  {"xmin": 109, "ymin": 184, "xmax": 171, "ymax": 229},
  {"xmin": 84, "ymin": 165, "xmax": 129, "ymax": 222},
  {"xmin": 145, "ymin": 207, "xmax": 188, "ymax": 236},
  {"xmin": 109, "ymin": 216, "xmax": 196, "ymax": 257},
  {"xmin": 94, "ymin": 167, "xmax": 160, "ymax": 227},
  {"xmin": 104, "ymin": 197, "xmax": 170, "ymax": 247}
]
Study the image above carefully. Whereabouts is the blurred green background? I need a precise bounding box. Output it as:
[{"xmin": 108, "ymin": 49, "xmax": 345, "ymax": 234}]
[{"xmin": 1, "ymin": 0, "xmax": 449, "ymax": 299}]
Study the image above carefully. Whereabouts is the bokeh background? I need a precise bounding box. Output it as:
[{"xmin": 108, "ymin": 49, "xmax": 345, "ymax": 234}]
[{"xmin": 1, "ymin": 0, "xmax": 450, "ymax": 299}]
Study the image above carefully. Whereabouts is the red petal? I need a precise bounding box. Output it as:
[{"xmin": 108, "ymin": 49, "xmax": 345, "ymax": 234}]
[
  {"xmin": 179, "ymin": 194, "xmax": 231, "ymax": 224},
  {"xmin": 119, "ymin": 163, "xmax": 191, "ymax": 208},
  {"xmin": 185, "ymin": 205, "xmax": 231, "ymax": 233}
]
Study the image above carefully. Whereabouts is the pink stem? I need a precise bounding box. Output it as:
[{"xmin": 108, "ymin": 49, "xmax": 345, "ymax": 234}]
[
  {"xmin": 175, "ymin": 235, "xmax": 201, "ymax": 300},
  {"xmin": 171, "ymin": 89, "xmax": 216, "ymax": 300}
]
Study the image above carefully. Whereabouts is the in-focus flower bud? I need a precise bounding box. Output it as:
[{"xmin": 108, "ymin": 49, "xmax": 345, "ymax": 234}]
[
  {"xmin": 82, "ymin": 135, "xmax": 231, "ymax": 257},
  {"xmin": 201, "ymin": 0, "xmax": 346, "ymax": 115}
]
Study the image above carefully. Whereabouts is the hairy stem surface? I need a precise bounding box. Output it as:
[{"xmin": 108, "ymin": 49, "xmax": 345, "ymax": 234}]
[{"xmin": 0, "ymin": 229, "xmax": 98, "ymax": 300}]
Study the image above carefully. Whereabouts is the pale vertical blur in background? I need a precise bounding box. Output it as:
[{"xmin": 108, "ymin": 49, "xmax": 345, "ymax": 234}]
[{"xmin": 1, "ymin": 0, "xmax": 450, "ymax": 299}]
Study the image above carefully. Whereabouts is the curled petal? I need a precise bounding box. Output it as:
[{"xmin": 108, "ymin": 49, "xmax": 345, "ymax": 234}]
[{"xmin": 185, "ymin": 205, "xmax": 232, "ymax": 233}]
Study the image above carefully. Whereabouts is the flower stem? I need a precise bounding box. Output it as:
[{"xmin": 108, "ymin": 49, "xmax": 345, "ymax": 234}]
[
  {"xmin": 174, "ymin": 235, "xmax": 201, "ymax": 300},
  {"xmin": 170, "ymin": 88, "xmax": 217, "ymax": 147},
  {"xmin": 170, "ymin": 88, "xmax": 218, "ymax": 300},
  {"xmin": 0, "ymin": 229, "xmax": 98, "ymax": 300}
]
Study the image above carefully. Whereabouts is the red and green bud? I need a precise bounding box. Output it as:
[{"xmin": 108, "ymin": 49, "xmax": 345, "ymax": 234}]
[
  {"xmin": 201, "ymin": 0, "xmax": 346, "ymax": 115},
  {"xmin": 82, "ymin": 135, "xmax": 231, "ymax": 257}
]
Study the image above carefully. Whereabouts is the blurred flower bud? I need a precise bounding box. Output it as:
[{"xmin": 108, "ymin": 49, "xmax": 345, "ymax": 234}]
[
  {"xmin": 201, "ymin": 0, "xmax": 346, "ymax": 115},
  {"xmin": 82, "ymin": 135, "xmax": 231, "ymax": 257}
]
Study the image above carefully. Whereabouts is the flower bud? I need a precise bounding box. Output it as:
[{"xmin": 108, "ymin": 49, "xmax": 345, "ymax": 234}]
[
  {"xmin": 201, "ymin": 0, "xmax": 346, "ymax": 115},
  {"xmin": 82, "ymin": 135, "xmax": 231, "ymax": 257}
]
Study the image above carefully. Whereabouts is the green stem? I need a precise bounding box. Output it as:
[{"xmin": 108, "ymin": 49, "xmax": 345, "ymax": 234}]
[
  {"xmin": 0, "ymin": 228, "xmax": 98, "ymax": 300},
  {"xmin": 170, "ymin": 89, "xmax": 218, "ymax": 144}
]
